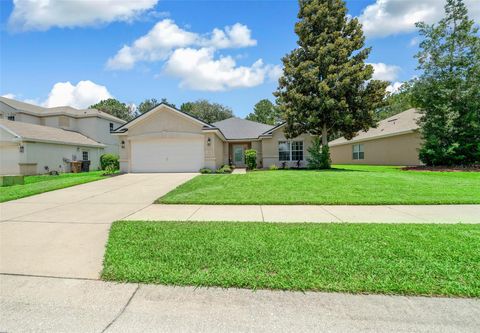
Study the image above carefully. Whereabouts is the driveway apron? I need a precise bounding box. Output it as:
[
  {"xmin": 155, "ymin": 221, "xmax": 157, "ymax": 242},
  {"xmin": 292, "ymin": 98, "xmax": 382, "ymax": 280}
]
[{"xmin": 0, "ymin": 173, "xmax": 196, "ymax": 279}]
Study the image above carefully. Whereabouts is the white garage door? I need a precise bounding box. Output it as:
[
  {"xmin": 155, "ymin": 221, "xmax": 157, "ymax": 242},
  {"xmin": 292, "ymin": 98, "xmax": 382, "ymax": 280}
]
[{"xmin": 131, "ymin": 137, "xmax": 204, "ymax": 172}]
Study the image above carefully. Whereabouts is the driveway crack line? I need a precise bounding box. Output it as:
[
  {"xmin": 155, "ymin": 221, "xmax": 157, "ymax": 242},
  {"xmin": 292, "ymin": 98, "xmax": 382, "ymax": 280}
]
[
  {"xmin": 319, "ymin": 206, "xmax": 343, "ymax": 222},
  {"xmin": 101, "ymin": 284, "xmax": 140, "ymax": 333}
]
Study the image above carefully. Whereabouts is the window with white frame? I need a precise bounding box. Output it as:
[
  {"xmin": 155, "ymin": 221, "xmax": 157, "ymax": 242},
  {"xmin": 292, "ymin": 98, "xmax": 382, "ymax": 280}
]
[
  {"xmin": 109, "ymin": 123, "xmax": 114, "ymax": 132},
  {"xmin": 278, "ymin": 141, "xmax": 303, "ymax": 161},
  {"xmin": 7, "ymin": 115, "xmax": 15, "ymax": 121},
  {"xmin": 352, "ymin": 144, "xmax": 364, "ymax": 160},
  {"xmin": 82, "ymin": 151, "xmax": 89, "ymax": 161}
]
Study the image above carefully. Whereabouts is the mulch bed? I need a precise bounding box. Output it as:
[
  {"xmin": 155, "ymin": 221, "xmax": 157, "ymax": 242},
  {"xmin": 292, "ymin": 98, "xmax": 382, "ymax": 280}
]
[{"xmin": 402, "ymin": 165, "xmax": 480, "ymax": 172}]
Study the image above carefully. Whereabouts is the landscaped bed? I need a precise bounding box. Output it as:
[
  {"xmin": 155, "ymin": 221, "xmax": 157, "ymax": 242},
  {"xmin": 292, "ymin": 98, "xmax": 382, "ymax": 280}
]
[
  {"xmin": 0, "ymin": 171, "xmax": 106, "ymax": 202},
  {"xmin": 158, "ymin": 165, "xmax": 480, "ymax": 205},
  {"xmin": 102, "ymin": 221, "xmax": 480, "ymax": 297}
]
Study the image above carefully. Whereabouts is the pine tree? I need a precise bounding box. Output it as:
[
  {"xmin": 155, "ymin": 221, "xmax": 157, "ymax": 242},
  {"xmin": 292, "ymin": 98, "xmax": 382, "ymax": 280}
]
[
  {"xmin": 246, "ymin": 99, "xmax": 282, "ymax": 125},
  {"xmin": 412, "ymin": 0, "xmax": 480, "ymax": 166},
  {"xmin": 275, "ymin": 0, "xmax": 388, "ymax": 168}
]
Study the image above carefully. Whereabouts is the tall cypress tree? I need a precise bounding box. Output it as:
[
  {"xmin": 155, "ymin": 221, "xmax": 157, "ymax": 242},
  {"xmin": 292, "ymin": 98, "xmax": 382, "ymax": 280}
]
[
  {"xmin": 412, "ymin": 0, "xmax": 480, "ymax": 166},
  {"xmin": 275, "ymin": 0, "xmax": 388, "ymax": 168}
]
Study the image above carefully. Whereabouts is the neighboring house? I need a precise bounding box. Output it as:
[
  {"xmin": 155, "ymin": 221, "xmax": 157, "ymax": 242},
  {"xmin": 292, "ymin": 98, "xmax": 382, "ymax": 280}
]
[
  {"xmin": 0, "ymin": 97, "xmax": 125, "ymax": 154},
  {"xmin": 0, "ymin": 96, "xmax": 125, "ymax": 175},
  {"xmin": 329, "ymin": 108, "xmax": 423, "ymax": 166},
  {"xmin": 0, "ymin": 119, "xmax": 104, "ymax": 175},
  {"xmin": 112, "ymin": 103, "xmax": 313, "ymax": 172}
]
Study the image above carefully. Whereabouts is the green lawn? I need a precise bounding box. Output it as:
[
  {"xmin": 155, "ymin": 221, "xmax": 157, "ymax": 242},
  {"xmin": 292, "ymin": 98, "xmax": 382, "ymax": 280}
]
[
  {"xmin": 102, "ymin": 221, "xmax": 480, "ymax": 297},
  {"xmin": 158, "ymin": 165, "xmax": 480, "ymax": 205},
  {"xmin": 0, "ymin": 171, "xmax": 105, "ymax": 202}
]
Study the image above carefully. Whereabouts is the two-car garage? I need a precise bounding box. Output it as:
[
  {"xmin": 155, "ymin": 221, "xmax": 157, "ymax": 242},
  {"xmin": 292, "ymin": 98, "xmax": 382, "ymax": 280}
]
[{"xmin": 130, "ymin": 137, "xmax": 204, "ymax": 173}]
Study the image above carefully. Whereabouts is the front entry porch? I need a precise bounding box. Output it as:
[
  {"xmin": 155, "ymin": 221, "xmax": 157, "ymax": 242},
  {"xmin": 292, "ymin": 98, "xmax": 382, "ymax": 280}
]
[{"xmin": 228, "ymin": 142, "xmax": 251, "ymax": 167}]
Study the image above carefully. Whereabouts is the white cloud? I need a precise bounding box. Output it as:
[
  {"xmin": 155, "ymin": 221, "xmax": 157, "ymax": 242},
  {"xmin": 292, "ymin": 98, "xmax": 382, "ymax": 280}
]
[
  {"xmin": 43, "ymin": 80, "xmax": 112, "ymax": 109},
  {"xmin": 359, "ymin": 0, "xmax": 480, "ymax": 38},
  {"xmin": 369, "ymin": 62, "xmax": 401, "ymax": 81},
  {"xmin": 9, "ymin": 0, "xmax": 158, "ymax": 31},
  {"xmin": 106, "ymin": 19, "xmax": 257, "ymax": 70},
  {"xmin": 2, "ymin": 93, "xmax": 16, "ymax": 99},
  {"xmin": 164, "ymin": 48, "xmax": 278, "ymax": 91},
  {"xmin": 386, "ymin": 81, "xmax": 403, "ymax": 93}
]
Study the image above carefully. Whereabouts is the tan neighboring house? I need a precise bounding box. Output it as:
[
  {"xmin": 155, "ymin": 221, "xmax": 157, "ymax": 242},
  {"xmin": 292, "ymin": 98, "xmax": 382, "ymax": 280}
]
[
  {"xmin": 112, "ymin": 103, "xmax": 314, "ymax": 172},
  {"xmin": 329, "ymin": 108, "xmax": 423, "ymax": 166},
  {"xmin": 0, "ymin": 97, "xmax": 125, "ymax": 175}
]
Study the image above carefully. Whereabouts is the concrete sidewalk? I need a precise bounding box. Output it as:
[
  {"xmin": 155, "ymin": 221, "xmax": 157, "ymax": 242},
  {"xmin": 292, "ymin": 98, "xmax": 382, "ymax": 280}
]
[
  {"xmin": 124, "ymin": 204, "xmax": 480, "ymax": 223},
  {"xmin": 1, "ymin": 274, "xmax": 479, "ymax": 333}
]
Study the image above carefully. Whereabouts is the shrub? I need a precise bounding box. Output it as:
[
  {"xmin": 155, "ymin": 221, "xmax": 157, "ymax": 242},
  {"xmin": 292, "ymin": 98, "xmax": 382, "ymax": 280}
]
[
  {"xmin": 200, "ymin": 168, "xmax": 213, "ymax": 174},
  {"xmin": 216, "ymin": 165, "xmax": 232, "ymax": 174},
  {"xmin": 269, "ymin": 164, "xmax": 279, "ymax": 170},
  {"xmin": 307, "ymin": 137, "xmax": 331, "ymax": 169},
  {"xmin": 103, "ymin": 164, "xmax": 117, "ymax": 176},
  {"xmin": 244, "ymin": 149, "xmax": 257, "ymax": 170},
  {"xmin": 100, "ymin": 154, "xmax": 119, "ymax": 170}
]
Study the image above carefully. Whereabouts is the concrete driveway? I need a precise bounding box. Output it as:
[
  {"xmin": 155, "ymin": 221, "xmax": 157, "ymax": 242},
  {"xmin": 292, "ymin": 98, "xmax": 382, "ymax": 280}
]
[{"xmin": 0, "ymin": 173, "xmax": 196, "ymax": 279}]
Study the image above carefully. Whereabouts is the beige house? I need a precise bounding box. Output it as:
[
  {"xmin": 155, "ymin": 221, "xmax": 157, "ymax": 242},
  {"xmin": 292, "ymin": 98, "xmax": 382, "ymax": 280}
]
[
  {"xmin": 0, "ymin": 97, "xmax": 125, "ymax": 175},
  {"xmin": 329, "ymin": 108, "xmax": 423, "ymax": 166},
  {"xmin": 112, "ymin": 103, "xmax": 314, "ymax": 172}
]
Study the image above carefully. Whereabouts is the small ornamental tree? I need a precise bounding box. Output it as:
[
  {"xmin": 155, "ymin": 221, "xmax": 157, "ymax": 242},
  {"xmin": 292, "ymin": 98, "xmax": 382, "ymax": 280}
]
[
  {"xmin": 275, "ymin": 0, "xmax": 388, "ymax": 168},
  {"xmin": 412, "ymin": 0, "xmax": 480, "ymax": 166},
  {"xmin": 307, "ymin": 137, "xmax": 331, "ymax": 169}
]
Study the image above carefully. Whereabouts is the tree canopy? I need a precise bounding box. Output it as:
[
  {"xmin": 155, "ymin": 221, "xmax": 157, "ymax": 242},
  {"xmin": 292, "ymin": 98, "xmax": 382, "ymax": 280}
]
[
  {"xmin": 89, "ymin": 98, "xmax": 135, "ymax": 121},
  {"xmin": 246, "ymin": 99, "xmax": 282, "ymax": 125},
  {"xmin": 180, "ymin": 99, "xmax": 234, "ymax": 123},
  {"xmin": 376, "ymin": 83, "xmax": 415, "ymax": 121},
  {"xmin": 137, "ymin": 98, "xmax": 176, "ymax": 114},
  {"xmin": 412, "ymin": 0, "xmax": 480, "ymax": 166},
  {"xmin": 275, "ymin": 0, "xmax": 388, "ymax": 167}
]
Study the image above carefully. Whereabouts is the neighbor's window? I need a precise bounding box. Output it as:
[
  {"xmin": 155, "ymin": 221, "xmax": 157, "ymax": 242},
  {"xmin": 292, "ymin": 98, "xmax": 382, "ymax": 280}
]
[
  {"xmin": 109, "ymin": 123, "xmax": 114, "ymax": 132},
  {"xmin": 278, "ymin": 141, "xmax": 303, "ymax": 161},
  {"xmin": 7, "ymin": 115, "xmax": 15, "ymax": 121},
  {"xmin": 82, "ymin": 151, "xmax": 89, "ymax": 161},
  {"xmin": 352, "ymin": 144, "xmax": 364, "ymax": 160}
]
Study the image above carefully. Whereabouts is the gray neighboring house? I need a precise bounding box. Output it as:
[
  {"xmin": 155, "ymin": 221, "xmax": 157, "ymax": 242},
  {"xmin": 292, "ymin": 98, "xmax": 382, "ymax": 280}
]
[{"xmin": 0, "ymin": 97, "xmax": 125, "ymax": 175}]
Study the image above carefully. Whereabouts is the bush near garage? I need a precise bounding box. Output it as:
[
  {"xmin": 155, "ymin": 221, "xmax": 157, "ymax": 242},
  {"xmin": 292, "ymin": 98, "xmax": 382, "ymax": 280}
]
[{"xmin": 100, "ymin": 154, "xmax": 120, "ymax": 170}]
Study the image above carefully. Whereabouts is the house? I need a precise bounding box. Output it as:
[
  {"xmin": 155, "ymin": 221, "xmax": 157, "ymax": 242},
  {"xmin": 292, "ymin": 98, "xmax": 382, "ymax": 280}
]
[
  {"xmin": 0, "ymin": 97, "xmax": 125, "ymax": 154},
  {"xmin": 0, "ymin": 119, "xmax": 104, "ymax": 175},
  {"xmin": 329, "ymin": 108, "xmax": 423, "ymax": 165},
  {"xmin": 0, "ymin": 97, "xmax": 125, "ymax": 175},
  {"xmin": 112, "ymin": 103, "xmax": 313, "ymax": 172}
]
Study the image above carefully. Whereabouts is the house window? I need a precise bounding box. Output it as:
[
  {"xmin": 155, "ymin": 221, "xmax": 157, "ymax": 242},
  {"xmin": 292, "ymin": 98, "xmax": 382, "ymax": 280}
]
[
  {"xmin": 278, "ymin": 141, "xmax": 303, "ymax": 161},
  {"xmin": 82, "ymin": 151, "xmax": 89, "ymax": 161},
  {"xmin": 352, "ymin": 144, "xmax": 364, "ymax": 160},
  {"xmin": 109, "ymin": 123, "xmax": 114, "ymax": 132},
  {"xmin": 7, "ymin": 115, "xmax": 15, "ymax": 121}
]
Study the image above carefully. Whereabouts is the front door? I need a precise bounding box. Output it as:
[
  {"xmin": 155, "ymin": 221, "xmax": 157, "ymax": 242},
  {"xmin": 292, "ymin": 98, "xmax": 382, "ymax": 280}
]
[{"xmin": 233, "ymin": 145, "xmax": 245, "ymax": 167}]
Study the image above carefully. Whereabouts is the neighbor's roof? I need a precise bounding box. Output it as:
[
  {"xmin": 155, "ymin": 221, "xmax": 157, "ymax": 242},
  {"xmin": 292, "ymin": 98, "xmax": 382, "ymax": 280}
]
[
  {"xmin": 0, "ymin": 96, "xmax": 125, "ymax": 123},
  {"xmin": 213, "ymin": 117, "xmax": 274, "ymax": 140},
  {"xmin": 329, "ymin": 108, "xmax": 421, "ymax": 146},
  {"xmin": 0, "ymin": 119, "xmax": 105, "ymax": 147}
]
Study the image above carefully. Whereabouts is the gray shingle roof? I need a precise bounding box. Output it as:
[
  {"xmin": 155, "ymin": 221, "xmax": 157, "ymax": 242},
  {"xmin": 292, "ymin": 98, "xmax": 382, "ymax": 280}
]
[
  {"xmin": 212, "ymin": 118, "xmax": 274, "ymax": 140},
  {"xmin": 0, "ymin": 97, "xmax": 125, "ymax": 123},
  {"xmin": 0, "ymin": 119, "xmax": 105, "ymax": 147},
  {"xmin": 329, "ymin": 108, "xmax": 421, "ymax": 146}
]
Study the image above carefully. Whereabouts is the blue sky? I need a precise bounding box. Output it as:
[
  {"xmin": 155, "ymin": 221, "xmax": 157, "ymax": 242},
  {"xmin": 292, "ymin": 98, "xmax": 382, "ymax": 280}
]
[{"xmin": 1, "ymin": 0, "xmax": 478, "ymax": 117}]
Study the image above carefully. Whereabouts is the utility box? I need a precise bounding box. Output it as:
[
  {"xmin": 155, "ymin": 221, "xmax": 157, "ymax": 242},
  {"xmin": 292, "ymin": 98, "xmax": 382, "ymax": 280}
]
[{"xmin": 0, "ymin": 175, "xmax": 25, "ymax": 187}]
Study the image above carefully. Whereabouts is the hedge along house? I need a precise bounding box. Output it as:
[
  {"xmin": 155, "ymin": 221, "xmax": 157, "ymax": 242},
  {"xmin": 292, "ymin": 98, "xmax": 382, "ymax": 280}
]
[
  {"xmin": 329, "ymin": 108, "xmax": 423, "ymax": 166},
  {"xmin": 0, "ymin": 119, "xmax": 104, "ymax": 175},
  {"xmin": 112, "ymin": 103, "xmax": 314, "ymax": 172}
]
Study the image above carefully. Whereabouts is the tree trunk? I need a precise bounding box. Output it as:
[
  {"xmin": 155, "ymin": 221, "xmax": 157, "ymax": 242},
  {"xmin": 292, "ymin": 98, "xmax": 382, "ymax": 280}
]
[{"xmin": 321, "ymin": 123, "xmax": 328, "ymax": 147}]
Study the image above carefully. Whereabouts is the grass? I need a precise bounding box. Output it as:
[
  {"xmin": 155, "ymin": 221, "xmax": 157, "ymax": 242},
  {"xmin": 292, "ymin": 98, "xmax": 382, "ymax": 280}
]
[
  {"xmin": 0, "ymin": 171, "xmax": 105, "ymax": 202},
  {"xmin": 102, "ymin": 221, "xmax": 480, "ymax": 297},
  {"xmin": 158, "ymin": 165, "xmax": 480, "ymax": 205}
]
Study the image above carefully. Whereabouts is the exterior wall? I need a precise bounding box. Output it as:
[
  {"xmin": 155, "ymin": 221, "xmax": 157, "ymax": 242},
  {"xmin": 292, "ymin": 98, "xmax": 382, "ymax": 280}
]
[
  {"xmin": 251, "ymin": 141, "xmax": 262, "ymax": 168},
  {"xmin": 204, "ymin": 133, "xmax": 224, "ymax": 169},
  {"xmin": 261, "ymin": 127, "xmax": 314, "ymax": 168},
  {"xmin": 77, "ymin": 117, "xmax": 122, "ymax": 154},
  {"xmin": 15, "ymin": 113, "xmax": 41, "ymax": 125},
  {"xmin": 0, "ymin": 143, "xmax": 21, "ymax": 175},
  {"xmin": 118, "ymin": 135, "xmax": 129, "ymax": 172},
  {"xmin": 329, "ymin": 132, "xmax": 423, "ymax": 166},
  {"xmin": 20, "ymin": 141, "xmax": 103, "ymax": 174}
]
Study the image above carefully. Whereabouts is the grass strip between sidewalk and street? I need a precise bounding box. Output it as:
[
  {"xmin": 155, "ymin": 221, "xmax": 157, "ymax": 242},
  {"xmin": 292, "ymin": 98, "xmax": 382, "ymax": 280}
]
[{"xmin": 102, "ymin": 221, "xmax": 480, "ymax": 297}]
